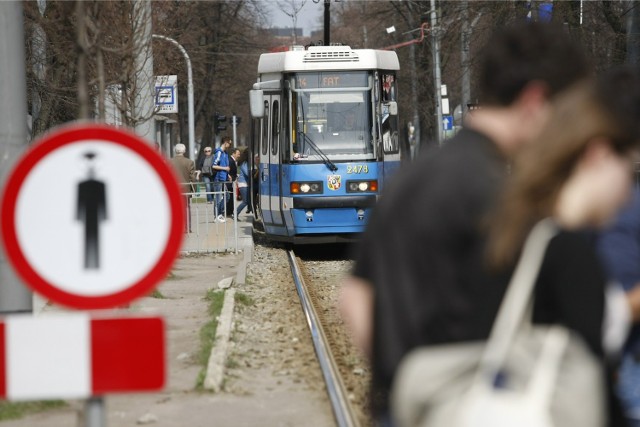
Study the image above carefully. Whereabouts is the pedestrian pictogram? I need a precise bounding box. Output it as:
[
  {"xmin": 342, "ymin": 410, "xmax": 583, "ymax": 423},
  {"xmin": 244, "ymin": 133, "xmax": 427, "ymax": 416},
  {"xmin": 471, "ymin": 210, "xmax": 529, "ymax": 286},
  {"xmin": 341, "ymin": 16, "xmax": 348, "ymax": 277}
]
[
  {"xmin": 77, "ymin": 152, "xmax": 108, "ymax": 270},
  {"xmin": 0, "ymin": 123, "xmax": 185, "ymax": 309}
]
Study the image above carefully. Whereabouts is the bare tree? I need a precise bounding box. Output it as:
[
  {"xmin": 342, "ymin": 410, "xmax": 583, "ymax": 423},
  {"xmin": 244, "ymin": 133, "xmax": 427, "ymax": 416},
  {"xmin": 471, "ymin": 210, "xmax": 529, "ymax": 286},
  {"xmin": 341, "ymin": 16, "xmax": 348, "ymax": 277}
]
[
  {"xmin": 277, "ymin": 0, "xmax": 308, "ymax": 44},
  {"xmin": 328, "ymin": 0, "xmax": 636, "ymax": 148},
  {"xmin": 25, "ymin": 0, "xmax": 633, "ymax": 149}
]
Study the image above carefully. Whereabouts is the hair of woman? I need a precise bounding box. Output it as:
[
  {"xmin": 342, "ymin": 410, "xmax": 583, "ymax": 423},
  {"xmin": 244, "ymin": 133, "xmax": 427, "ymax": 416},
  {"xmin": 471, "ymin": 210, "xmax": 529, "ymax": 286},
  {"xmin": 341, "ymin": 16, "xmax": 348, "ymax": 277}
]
[{"xmin": 487, "ymin": 68, "xmax": 640, "ymax": 270}]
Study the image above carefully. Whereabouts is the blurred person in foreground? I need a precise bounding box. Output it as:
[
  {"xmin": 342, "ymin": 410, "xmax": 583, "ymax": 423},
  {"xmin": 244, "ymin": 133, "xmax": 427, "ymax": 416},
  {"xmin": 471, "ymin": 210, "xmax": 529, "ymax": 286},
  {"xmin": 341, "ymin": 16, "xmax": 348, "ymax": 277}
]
[
  {"xmin": 486, "ymin": 67, "xmax": 640, "ymax": 426},
  {"xmin": 598, "ymin": 187, "xmax": 640, "ymax": 427},
  {"xmin": 338, "ymin": 21, "xmax": 591, "ymax": 425},
  {"xmin": 597, "ymin": 74, "xmax": 640, "ymax": 424}
]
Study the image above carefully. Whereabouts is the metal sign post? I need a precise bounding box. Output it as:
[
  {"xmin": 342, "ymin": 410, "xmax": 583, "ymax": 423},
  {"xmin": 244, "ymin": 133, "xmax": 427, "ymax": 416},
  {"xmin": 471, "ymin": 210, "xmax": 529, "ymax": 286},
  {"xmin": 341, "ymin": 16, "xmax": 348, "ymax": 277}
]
[{"xmin": 83, "ymin": 396, "xmax": 105, "ymax": 427}]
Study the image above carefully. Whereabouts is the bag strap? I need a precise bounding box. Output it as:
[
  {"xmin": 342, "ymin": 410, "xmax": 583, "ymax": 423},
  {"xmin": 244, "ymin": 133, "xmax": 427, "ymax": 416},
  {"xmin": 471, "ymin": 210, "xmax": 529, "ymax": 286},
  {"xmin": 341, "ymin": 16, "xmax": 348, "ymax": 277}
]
[{"xmin": 475, "ymin": 218, "xmax": 558, "ymax": 380}]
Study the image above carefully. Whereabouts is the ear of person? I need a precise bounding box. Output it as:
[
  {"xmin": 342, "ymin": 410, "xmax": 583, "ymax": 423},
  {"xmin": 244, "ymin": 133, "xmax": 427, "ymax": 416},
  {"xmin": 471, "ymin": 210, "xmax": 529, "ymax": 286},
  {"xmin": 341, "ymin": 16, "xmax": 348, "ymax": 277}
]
[
  {"xmin": 516, "ymin": 80, "xmax": 550, "ymax": 111},
  {"xmin": 581, "ymin": 138, "xmax": 617, "ymax": 166}
]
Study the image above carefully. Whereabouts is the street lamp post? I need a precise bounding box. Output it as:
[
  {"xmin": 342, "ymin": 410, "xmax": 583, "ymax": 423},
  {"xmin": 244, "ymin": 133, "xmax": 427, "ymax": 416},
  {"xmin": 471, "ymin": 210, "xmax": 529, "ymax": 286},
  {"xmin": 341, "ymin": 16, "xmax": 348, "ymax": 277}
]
[
  {"xmin": 430, "ymin": 0, "xmax": 443, "ymax": 146},
  {"xmin": 152, "ymin": 34, "xmax": 195, "ymax": 161}
]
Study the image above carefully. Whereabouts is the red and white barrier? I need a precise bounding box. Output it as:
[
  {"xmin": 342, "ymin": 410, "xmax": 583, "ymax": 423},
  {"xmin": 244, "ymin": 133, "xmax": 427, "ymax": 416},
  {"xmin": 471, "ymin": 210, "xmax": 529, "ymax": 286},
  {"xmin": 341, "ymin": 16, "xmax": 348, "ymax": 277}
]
[{"xmin": 0, "ymin": 313, "xmax": 165, "ymax": 401}]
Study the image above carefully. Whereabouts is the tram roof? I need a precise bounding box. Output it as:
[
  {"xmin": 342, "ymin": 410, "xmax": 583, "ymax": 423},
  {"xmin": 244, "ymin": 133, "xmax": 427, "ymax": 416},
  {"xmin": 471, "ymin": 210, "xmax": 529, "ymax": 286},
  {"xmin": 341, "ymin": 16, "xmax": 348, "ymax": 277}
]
[{"xmin": 257, "ymin": 45, "xmax": 400, "ymax": 74}]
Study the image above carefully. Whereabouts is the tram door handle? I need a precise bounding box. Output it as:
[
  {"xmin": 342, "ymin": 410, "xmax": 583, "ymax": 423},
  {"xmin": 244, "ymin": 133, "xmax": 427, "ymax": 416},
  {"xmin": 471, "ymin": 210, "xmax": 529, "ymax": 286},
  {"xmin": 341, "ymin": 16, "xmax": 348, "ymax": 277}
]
[{"xmin": 261, "ymin": 170, "xmax": 267, "ymax": 182}]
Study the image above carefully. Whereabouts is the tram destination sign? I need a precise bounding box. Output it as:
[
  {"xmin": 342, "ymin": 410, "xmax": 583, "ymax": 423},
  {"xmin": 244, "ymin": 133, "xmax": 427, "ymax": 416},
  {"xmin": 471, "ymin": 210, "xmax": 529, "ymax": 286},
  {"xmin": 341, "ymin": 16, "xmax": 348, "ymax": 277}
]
[{"xmin": 296, "ymin": 71, "xmax": 368, "ymax": 89}]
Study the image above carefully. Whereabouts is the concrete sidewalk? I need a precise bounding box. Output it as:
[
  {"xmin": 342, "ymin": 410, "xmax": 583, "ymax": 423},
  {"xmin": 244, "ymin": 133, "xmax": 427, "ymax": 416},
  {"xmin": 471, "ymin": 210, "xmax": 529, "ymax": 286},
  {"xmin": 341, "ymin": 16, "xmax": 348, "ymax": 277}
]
[{"xmin": 0, "ymin": 216, "xmax": 324, "ymax": 427}]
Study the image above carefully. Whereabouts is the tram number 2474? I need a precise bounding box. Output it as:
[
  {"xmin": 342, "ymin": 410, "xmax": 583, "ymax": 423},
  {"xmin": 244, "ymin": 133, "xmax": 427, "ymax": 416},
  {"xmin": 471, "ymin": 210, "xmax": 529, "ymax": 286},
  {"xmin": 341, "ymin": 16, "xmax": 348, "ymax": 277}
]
[{"xmin": 347, "ymin": 165, "xmax": 369, "ymax": 174}]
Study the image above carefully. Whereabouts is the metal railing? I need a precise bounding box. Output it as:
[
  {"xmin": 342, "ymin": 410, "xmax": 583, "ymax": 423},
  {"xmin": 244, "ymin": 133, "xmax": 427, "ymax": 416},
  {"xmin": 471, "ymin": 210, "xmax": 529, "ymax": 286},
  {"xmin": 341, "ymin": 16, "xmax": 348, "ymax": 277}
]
[{"xmin": 178, "ymin": 181, "xmax": 241, "ymax": 254}]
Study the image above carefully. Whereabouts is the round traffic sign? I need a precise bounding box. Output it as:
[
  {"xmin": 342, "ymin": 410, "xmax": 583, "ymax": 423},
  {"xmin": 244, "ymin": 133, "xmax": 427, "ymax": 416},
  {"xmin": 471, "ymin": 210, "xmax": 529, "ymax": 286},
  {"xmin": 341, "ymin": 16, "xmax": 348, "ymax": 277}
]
[{"xmin": 1, "ymin": 123, "xmax": 185, "ymax": 309}]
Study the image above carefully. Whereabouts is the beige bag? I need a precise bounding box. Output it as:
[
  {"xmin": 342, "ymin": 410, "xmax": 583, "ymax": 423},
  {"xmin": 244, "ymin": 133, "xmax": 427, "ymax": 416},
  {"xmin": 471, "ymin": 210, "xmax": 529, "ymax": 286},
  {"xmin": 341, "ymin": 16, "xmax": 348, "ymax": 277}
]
[{"xmin": 391, "ymin": 219, "xmax": 606, "ymax": 427}]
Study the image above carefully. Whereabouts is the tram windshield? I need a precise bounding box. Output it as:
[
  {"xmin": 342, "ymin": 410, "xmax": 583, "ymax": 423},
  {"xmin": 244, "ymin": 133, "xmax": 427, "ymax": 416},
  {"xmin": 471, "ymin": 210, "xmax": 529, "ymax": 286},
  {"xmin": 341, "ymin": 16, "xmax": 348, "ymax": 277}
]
[{"xmin": 292, "ymin": 71, "xmax": 373, "ymax": 161}]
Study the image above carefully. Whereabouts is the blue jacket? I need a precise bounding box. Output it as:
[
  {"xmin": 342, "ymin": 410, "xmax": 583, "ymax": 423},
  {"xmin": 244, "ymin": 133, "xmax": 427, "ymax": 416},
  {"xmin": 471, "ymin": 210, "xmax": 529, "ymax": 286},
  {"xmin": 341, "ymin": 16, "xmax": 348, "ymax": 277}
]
[
  {"xmin": 597, "ymin": 189, "xmax": 640, "ymax": 352},
  {"xmin": 237, "ymin": 162, "xmax": 250, "ymax": 185},
  {"xmin": 213, "ymin": 147, "xmax": 229, "ymax": 181}
]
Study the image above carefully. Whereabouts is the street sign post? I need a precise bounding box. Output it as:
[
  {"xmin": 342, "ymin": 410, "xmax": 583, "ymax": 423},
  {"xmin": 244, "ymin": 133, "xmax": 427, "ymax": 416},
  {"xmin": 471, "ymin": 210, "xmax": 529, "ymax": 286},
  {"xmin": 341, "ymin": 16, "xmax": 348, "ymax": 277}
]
[
  {"xmin": 0, "ymin": 123, "xmax": 184, "ymax": 310},
  {"xmin": 155, "ymin": 75, "xmax": 178, "ymax": 114}
]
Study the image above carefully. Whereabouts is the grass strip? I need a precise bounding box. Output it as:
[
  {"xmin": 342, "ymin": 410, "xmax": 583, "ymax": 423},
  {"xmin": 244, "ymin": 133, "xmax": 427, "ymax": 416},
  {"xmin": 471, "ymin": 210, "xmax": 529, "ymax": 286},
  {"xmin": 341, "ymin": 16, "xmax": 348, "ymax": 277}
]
[
  {"xmin": 195, "ymin": 288, "xmax": 226, "ymax": 389},
  {"xmin": 234, "ymin": 291, "xmax": 254, "ymax": 307},
  {"xmin": 0, "ymin": 400, "xmax": 66, "ymax": 421}
]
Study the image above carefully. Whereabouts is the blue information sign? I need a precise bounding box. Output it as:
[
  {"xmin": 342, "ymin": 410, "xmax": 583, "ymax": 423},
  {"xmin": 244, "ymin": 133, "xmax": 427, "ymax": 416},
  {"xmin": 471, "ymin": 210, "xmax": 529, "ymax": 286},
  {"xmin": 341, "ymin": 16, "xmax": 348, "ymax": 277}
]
[{"xmin": 442, "ymin": 115, "xmax": 453, "ymax": 131}]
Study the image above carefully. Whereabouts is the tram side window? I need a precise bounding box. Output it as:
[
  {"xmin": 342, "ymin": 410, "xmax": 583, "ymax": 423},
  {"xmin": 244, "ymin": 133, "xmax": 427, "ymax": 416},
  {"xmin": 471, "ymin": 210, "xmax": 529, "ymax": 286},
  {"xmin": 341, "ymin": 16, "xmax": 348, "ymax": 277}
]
[
  {"xmin": 382, "ymin": 74, "xmax": 396, "ymax": 102},
  {"xmin": 282, "ymin": 99, "xmax": 290, "ymax": 161},
  {"xmin": 381, "ymin": 73, "xmax": 399, "ymax": 154},
  {"xmin": 272, "ymin": 100, "xmax": 279, "ymax": 156},
  {"xmin": 262, "ymin": 101, "xmax": 269, "ymax": 156}
]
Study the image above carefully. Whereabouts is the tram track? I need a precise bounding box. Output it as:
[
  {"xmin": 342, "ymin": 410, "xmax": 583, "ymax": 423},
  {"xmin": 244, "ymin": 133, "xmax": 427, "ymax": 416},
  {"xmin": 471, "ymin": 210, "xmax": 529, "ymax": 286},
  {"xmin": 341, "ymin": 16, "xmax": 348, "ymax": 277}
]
[{"xmin": 287, "ymin": 250, "xmax": 369, "ymax": 427}]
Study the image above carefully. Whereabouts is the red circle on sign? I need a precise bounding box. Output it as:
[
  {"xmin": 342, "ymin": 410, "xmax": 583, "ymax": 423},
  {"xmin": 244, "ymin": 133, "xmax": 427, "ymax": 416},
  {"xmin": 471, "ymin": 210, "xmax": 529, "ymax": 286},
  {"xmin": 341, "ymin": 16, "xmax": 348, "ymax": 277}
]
[{"xmin": 0, "ymin": 123, "xmax": 185, "ymax": 309}]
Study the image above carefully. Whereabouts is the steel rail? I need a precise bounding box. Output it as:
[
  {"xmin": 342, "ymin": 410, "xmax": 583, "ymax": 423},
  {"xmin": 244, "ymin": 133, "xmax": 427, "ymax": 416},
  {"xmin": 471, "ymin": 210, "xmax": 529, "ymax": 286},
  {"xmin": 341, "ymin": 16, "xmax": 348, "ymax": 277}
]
[{"xmin": 287, "ymin": 250, "xmax": 359, "ymax": 427}]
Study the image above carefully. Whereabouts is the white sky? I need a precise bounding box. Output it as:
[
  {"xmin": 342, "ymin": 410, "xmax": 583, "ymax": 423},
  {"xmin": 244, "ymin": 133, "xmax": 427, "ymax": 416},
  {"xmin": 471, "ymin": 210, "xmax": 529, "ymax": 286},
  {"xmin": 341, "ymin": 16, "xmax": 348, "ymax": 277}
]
[{"xmin": 266, "ymin": 1, "xmax": 324, "ymax": 36}]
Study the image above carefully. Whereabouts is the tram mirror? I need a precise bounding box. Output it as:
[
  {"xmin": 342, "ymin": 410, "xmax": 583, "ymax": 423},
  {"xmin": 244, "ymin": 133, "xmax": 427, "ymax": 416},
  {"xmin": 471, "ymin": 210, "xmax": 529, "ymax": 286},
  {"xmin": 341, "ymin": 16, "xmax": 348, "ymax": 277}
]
[
  {"xmin": 388, "ymin": 101, "xmax": 398, "ymax": 116},
  {"xmin": 250, "ymin": 90, "xmax": 264, "ymax": 118}
]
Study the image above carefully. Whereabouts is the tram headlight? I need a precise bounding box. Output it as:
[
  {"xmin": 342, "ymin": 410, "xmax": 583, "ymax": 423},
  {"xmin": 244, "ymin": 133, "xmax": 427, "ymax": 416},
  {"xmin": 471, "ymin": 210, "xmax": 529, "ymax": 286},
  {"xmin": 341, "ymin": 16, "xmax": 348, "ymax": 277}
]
[
  {"xmin": 291, "ymin": 181, "xmax": 323, "ymax": 194},
  {"xmin": 346, "ymin": 180, "xmax": 378, "ymax": 193}
]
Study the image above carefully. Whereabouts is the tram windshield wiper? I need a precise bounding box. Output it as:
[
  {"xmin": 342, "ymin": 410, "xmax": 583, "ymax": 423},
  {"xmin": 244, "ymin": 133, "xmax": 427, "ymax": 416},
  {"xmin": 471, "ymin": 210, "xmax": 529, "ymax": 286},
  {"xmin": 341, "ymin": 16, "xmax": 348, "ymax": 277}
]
[{"xmin": 299, "ymin": 131, "xmax": 337, "ymax": 172}]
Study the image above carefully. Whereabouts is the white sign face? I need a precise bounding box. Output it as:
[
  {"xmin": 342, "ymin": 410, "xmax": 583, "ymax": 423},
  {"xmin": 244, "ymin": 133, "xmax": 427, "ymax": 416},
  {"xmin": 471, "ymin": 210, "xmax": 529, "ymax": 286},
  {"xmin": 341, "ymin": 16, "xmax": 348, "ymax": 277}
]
[
  {"xmin": 15, "ymin": 141, "xmax": 170, "ymax": 296},
  {"xmin": 1, "ymin": 124, "xmax": 184, "ymax": 309},
  {"xmin": 442, "ymin": 97, "xmax": 450, "ymax": 115},
  {"xmin": 155, "ymin": 75, "xmax": 178, "ymax": 114}
]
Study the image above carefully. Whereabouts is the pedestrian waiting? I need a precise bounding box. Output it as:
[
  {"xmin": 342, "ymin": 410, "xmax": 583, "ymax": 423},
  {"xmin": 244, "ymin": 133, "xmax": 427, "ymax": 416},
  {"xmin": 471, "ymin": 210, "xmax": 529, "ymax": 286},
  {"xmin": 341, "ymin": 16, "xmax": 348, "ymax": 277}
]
[
  {"xmin": 170, "ymin": 143, "xmax": 196, "ymax": 233},
  {"xmin": 196, "ymin": 145, "xmax": 215, "ymax": 204}
]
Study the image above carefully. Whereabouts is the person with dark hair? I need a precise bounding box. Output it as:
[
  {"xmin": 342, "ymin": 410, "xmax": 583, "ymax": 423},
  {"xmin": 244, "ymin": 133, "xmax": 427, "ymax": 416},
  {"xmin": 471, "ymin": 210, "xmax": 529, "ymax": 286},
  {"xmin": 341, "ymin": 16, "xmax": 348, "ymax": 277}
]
[
  {"xmin": 339, "ymin": 22, "xmax": 592, "ymax": 424},
  {"xmin": 249, "ymin": 153, "xmax": 260, "ymax": 215},
  {"xmin": 213, "ymin": 136, "xmax": 232, "ymax": 222},
  {"xmin": 226, "ymin": 147, "xmax": 241, "ymax": 217},
  {"xmin": 485, "ymin": 66, "xmax": 640, "ymax": 426},
  {"xmin": 235, "ymin": 149, "xmax": 251, "ymax": 217}
]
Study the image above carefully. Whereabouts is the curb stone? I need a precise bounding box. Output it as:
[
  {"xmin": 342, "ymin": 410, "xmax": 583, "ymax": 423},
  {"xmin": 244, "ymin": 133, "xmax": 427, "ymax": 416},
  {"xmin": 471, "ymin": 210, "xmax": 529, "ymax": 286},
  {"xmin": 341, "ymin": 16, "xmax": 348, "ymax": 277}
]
[
  {"xmin": 202, "ymin": 218, "xmax": 254, "ymax": 391},
  {"xmin": 203, "ymin": 286, "xmax": 236, "ymax": 391}
]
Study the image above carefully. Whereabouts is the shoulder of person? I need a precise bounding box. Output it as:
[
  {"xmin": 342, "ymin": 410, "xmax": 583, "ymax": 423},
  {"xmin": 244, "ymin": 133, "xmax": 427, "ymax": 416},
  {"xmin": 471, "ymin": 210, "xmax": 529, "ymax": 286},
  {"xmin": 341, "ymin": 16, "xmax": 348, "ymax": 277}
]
[{"xmin": 546, "ymin": 230, "xmax": 600, "ymax": 268}]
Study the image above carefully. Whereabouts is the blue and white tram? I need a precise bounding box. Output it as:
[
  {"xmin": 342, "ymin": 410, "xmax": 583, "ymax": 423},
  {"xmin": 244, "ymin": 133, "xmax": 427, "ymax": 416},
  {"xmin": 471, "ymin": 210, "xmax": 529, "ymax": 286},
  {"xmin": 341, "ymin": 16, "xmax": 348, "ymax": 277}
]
[{"xmin": 249, "ymin": 44, "xmax": 401, "ymax": 244}]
